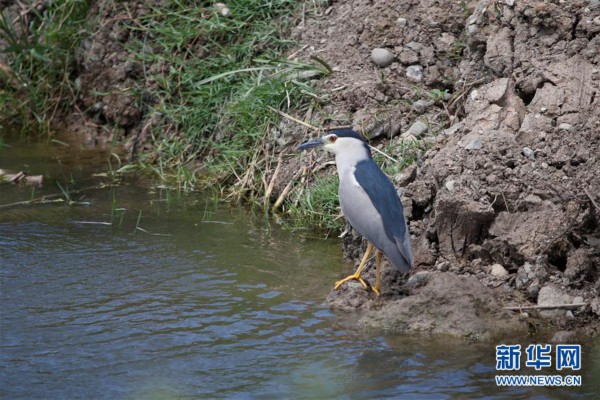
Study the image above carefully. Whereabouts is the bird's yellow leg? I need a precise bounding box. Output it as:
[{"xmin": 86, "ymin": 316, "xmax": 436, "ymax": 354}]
[
  {"xmin": 373, "ymin": 251, "xmax": 382, "ymax": 296},
  {"xmin": 334, "ymin": 242, "xmax": 373, "ymax": 290}
]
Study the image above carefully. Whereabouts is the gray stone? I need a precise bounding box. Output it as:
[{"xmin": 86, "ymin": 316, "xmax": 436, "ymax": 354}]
[
  {"xmin": 401, "ymin": 120, "xmax": 428, "ymax": 138},
  {"xmin": 551, "ymin": 330, "xmax": 576, "ymax": 343},
  {"xmin": 405, "ymin": 271, "xmax": 430, "ymax": 288},
  {"xmin": 591, "ymin": 298, "xmax": 600, "ymax": 316},
  {"xmin": 395, "ymin": 164, "xmax": 417, "ymax": 187},
  {"xmin": 491, "ymin": 263, "xmax": 509, "ymax": 278},
  {"xmin": 406, "ymin": 65, "xmax": 423, "ymax": 82},
  {"xmin": 371, "ymin": 48, "xmax": 395, "ymax": 67},
  {"xmin": 522, "ymin": 147, "xmax": 535, "ymax": 159},
  {"xmin": 443, "ymin": 122, "xmax": 464, "ymax": 135},
  {"xmin": 445, "ymin": 180, "xmax": 456, "ymax": 193},
  {"xmin": 537, "ymin": 284, "xmax": 574, "ymax": 319},
  {"xmin": 558, "ymin": 123, "xmax": 573, "ymax": 132},
  {"xmin": 405, "ymin": 41, "xmax": 423, "ymax": 52},
  {"xmin": 413, "ymin": 99, "xmax": 434, "ymax": 114},
  {"xmin": 463, "ymin": 138, "xmax": 482, "ymax": 150}
]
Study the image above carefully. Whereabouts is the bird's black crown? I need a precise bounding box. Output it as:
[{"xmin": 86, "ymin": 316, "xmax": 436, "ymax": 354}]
[{"xmin": 328, "ymin": 128, "xmax": 367, "ymax": 143}]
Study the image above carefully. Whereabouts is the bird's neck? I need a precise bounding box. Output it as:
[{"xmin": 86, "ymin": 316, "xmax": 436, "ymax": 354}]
[{"xmin": 335, "ymin": 151, "xmax": 370, "ymax": 179}]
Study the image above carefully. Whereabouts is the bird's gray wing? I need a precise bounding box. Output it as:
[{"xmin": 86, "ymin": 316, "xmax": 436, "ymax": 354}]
[{"xmin": 352, "ymin": 159, "xmax": 412, "ymax": 270}]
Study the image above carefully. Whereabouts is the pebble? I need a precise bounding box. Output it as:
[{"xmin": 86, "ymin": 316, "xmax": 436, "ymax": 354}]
[
  {"xmin": 445, "ymin": 180, "xmax": 456, "ymax": 192},
  {"xmin": 401, "ymin": 120, "xmax": 428, "ymax": 138},
  {"xmin": 405, "ymin": 271, "xmax": 430, "ymax": 288},
  {"xmin": 406, "ymin": 65, "xmax": 423, "ymax": 82},
  {"xmin": 491, "ymin": 263, "xmax": 509, "ymax": 278},
  {"xmin": 551, "ymin": 330, "xmax": 576, "ymax": 343},
  {"xmin": 412, "ymin": 99, "xmax": 434, "ymax": 114},
  {"xmin": 395, "ymin": 164, "xmax": 417, "ymax": 187},
  {"xmin": 464, "ymin": 138, "xmax": 482, "ymax": 150},
  {"xmin": 594, "ymin": 16, "xmax": 600, "ymax": 26},
  {"xmin": 522, "ymin": 147, "xmax": 535, "ymax": 159},
  {"xmin": 397, "ymin": 17, "xmax": 407, "ymax": 26},
  {"xmin": 573, "ymin": 296, "xmax": 584, "ymax": 304},
  {"xmin": 371, "ymin": 48, "xmax": 395, "ymax": 67},
  {"xmin": 558, "ymin": 123, "xmax": 573, "ymax": 131},
  {"xmin": 405, "ymin": 41, "xmax": 423, "ymax": 52},
  {"xmin": 214, "ymin": 3, "xmax": 230, "ymax": 16},
  {"xmin": 538, "ymin": 284, "xmax": 574, "ymax": 319},
  {"xmin": 540, "ymin": 107, "xmax": 548, "ymax": 113},
  {"xmin": 443, "ymin": 122, "xmax": 464, "ymax": 135}
]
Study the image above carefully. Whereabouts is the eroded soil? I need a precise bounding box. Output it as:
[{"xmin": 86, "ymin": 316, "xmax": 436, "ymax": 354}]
[{"xmin": 293, "ymin": 0, "xmax": 600, "ymax": 339}]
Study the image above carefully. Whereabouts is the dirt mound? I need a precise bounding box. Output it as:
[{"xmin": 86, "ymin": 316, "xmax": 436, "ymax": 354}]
[{"xmin": 295, "ymin": 0, "xmax": 600, "ymax": 336}]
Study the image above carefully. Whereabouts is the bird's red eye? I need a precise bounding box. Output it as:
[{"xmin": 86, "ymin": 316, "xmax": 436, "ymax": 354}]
[{"xmin": 330, "ymin": 135, "xmax": 337, "ymax": 142}]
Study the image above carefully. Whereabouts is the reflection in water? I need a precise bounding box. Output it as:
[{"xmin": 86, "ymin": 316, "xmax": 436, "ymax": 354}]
[{"xmin": 0, "ymin": 141, "xmax": 599, "ymax": 399}]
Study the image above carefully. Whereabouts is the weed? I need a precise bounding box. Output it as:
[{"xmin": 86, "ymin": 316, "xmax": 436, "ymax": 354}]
[
  {"xmin": 286, "ymin": 172, "xmax": 343, "ymax": 234},
  {"xmin": 127, "ymin": 0, "xmax": 328, "ymax": 196},
  {"xmin": 0, "ymin": 1, "xmax": 92, "ymax": 134}
]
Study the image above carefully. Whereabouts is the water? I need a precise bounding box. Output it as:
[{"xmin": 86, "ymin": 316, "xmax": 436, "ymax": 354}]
[{"xmin": 1, "ymin": 139, "xmax": 599, "ymax": 399}]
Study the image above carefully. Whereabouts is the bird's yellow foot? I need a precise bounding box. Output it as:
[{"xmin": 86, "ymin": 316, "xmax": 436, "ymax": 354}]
[
  {"xmin": 335, "ymin": 274, "xmax": 368, "ymax": 290},
  {"xmin": 334, "ymin": 274, "xmax": 380, "ymax": 296}
]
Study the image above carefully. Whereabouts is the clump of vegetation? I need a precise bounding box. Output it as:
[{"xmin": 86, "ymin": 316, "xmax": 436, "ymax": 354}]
[
  {"xmin": 0, "ymin": 1, "xmax": 92, "ymax": 133},
  {"xmin": 129, "ymin": 0, "xmax": 329, "ymax": 195}
]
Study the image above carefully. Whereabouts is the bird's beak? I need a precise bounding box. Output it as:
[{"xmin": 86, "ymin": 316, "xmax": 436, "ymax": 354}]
[{"xmin": 296, "ymin": 137, "xmax": 325, "ymax": 151}]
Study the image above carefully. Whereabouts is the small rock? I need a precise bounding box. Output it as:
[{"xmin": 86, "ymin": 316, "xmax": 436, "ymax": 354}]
[
  {"xmin": 413, "ymin": 99, "xmax": 434, "ymax": 114},
  {"xmin": 590, "ymin": 298, "xmax": 600, "ymax": 316},
  {"xmin": 551, "ymin": 330, "xmax": 576, "ymax": 343},
  {"xmin": 214, "ymin": 3, "xmax": 230, "ymax": 16},
  {"xmin": 540, "ymin": 107, "xmax": 548, "ymax": 113},
  {"xmin": 406, "ymin": 65, "xmax": 423, "ymax": 82},
  {"xmin": 558, "ymin": 123, "xmax": 573, "ymax": 132},
  {"xmin": 395, "ymin": 164, "xmax": 417, "ymax": 187},
  {"xmin": 347, "ymin": 281, "xmax": 364, "ymax": 289},
  {"xmin": 524, "ymin": 194, "xmax": 542, "ymax": 206},
  {"xmin": 573, "ymin": 296, "xmax": 584, "ymax": 304},
  {"xmin": 405, "ymin": 271, "xmax": 430, "ymax": 288},
  {"xmin": 566, "ymin": 310, "xmax": 575, "ymax": 319},
  {"xmin": 371, "ymin": 48, "xmax": 395, "ymax": 67},
  {"xmin": 538, "ymin": 284, "xmax": 574, "ymax": 319},
  {"xmin": 436, "ymin": 261, "xmax": 451, "ymax": 271},
  {"xmin": 443, "ymin": 122, "xmax": 464, "ymax": 135},
  {"xmin": 397, "ymin": 17, "xmax": 407, "ymax": 26},
  {"xmin": 486, "ymin": 174, "xmax": 498, "ymax": 184},
  {"xmin": 522, "ymin": 147, "xmax": 535, "ymax": 159},
  {"xmin": 491, "ymin": 263, "xmax": 509, "ymax": 278},
  {"xmin": 467, "ymin": 23, "xmax": 478, "ymax": 35},
  {"xmin": 405, "ymin": 41, "xmax": 423, "ymax": 52},
  {"xmin": 505, "ymin": 0, "xmax": 515, "ymax": 6},
  {"xmin": 464, "ymin": 138, "xmax": 482, "ymax": 150},
  {"xmin": 401, "ymin": 120, "xmax": 428, "ymax": 138},
  {"xmin": 594, "ymin": 16, "xmax": 600, "ymax": 25},
  {"xmin": 445, "ymin": 180, "xmax": 456, "ymax": 192}
]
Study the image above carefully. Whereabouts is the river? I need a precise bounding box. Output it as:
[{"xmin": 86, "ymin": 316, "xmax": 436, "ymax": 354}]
[{"xmin": 1, "ymin": 138, "xmax": 598, "ymax": 399}]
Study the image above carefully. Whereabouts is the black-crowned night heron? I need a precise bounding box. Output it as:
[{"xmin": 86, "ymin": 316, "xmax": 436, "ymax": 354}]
[{"xmin": 297, "ymin": 129, "xmax": 412, "ymax": 295}]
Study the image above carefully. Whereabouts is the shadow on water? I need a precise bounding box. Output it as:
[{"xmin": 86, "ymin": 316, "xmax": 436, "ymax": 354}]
[{"xmin": 1, "ymin": 138, "xmax": 599, "ymax": 399}]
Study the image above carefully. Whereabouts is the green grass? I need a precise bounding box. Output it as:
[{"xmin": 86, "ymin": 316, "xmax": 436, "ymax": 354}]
[
  {"xmin": 286, "ymin": 172, "xmax": 343, "ymax": 234},
  {"xmin": 0, "ymin": 0, "xmax": 92, "ymax": 133},
  {"xmin": 128, "ymin": 0, "xmax": 329, "ymax": 196}
]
